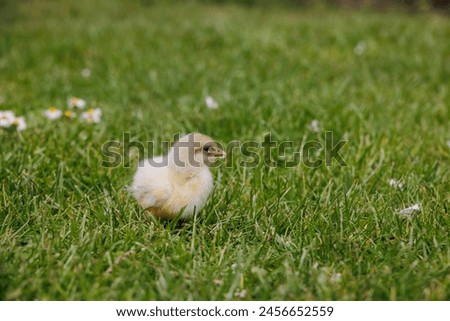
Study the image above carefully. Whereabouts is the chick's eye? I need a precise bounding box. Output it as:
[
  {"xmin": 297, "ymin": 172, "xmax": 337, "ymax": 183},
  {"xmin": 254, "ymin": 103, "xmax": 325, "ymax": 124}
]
[{"xmin": 203, "ymin": 146, "xmax": 209, "ymax": 152}]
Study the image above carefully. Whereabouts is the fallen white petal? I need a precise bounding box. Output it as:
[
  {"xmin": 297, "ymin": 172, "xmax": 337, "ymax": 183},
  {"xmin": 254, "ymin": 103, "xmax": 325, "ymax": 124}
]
[
  {"xmin": 399, "ymin": 204, "xmax": 420, "ymax": 217},
  {"xmin": 308, "ymin": 119, "xmax": 320, "ymax": 133},
  {"xmin": 205, "ymin": 96, "xmax": 219, "ymax": 109},
  {"xmin": 81, "ymin": 68, "xmax": 91, "ymax": 78},
  {"xmin": 330, "ymin": 272, "xmax": 342, "ymax": 282},
  {"xmin": 354, "ymin": 41, "xmax": 366, "ymax": 55},
  {"xmin": 235, "ymin": 289, "xmax": 247, "ymax": 299},
  {"xmin": 389, "ymin": 178, "xmax": 404, "ymax": 190}
]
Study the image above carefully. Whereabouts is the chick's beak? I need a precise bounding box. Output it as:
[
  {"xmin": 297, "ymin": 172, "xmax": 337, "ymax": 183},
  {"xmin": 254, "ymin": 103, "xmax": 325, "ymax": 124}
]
[{"xmin": 210, "ymin": 148, "xmax": 226, "ymax": 158}]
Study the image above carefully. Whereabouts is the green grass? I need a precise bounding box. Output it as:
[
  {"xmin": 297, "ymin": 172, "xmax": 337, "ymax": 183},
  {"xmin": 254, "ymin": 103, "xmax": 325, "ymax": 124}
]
[{"xmin": 1, "ymin": 0, "xmax": 449, "ymax": 300}]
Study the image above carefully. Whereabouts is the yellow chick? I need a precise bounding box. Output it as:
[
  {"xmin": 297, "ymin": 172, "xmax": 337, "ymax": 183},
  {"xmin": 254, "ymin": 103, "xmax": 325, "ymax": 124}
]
[{"xmin": 131, "ymin": 133, "xmax": 226, "ymax": 219}]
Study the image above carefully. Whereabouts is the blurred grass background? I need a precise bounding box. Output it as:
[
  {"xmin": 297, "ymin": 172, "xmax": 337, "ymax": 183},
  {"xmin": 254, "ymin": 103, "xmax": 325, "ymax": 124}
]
[{"xmin": 0, "ymin": 0, "xmax": 449, "ymax": 300}]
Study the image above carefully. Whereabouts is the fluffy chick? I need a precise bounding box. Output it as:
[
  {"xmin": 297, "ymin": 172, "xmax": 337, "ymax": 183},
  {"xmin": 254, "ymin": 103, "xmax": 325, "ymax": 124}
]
[{"xmin": 131, "ymin": 133, "xmax": 226, "ymax": 219}]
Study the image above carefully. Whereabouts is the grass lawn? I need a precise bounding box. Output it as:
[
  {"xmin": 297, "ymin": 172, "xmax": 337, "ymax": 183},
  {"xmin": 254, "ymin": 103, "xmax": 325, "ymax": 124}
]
[{"xmin": 0, "ymin": 0, "xmax": 449, "ymax": 300}]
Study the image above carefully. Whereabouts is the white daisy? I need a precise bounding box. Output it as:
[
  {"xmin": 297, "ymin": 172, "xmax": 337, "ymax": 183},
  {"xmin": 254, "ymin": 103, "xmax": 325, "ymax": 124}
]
[
  {"xmin": 13, "ymin": 116, "xmax": 27, "ymax": 131},
  {"xmin": 205, "ymin": 96, "xmax": 219, "ymax": 109},
  {"xmin": 354, "ymin": 41, "xmax": 366, "ymax": 55},
  {"xmin": 63, "ymin": 110, "xmax": 76, "ymax": 119},
  {"xmin": 44, "ymin": 107, "xmax": 63, "ymax": 120},
  {"xmin": 308, "ymin": 119, "xmax": 320, "ymax": 133},
  {"xmin": 399, "ymin": 204, "xmax": 420, "ymax": 218},
  {"xmin": 81, "ymin": 108, "xmax": 102, "ymax": 123},
  {"xmin": 388, "ymin": 178, "xmax": 404, "ymax": 190},
  {"xmin": 67, "ymin": 97, "xmax": 86, "ymax": 109},
  {"xmin": 0, "ymin": 110, "xmax": 15, "ymax": 127}
]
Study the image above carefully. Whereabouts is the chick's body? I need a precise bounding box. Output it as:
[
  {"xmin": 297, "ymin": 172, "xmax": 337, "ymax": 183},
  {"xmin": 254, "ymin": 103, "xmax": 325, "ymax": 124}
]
[
  {"xmin": 131, "ymin": 133, "xmax": 224, "ymax": 219},
  {"xmin": 132, "ymin": 156, "xmax": 213, "ymax": 219}
]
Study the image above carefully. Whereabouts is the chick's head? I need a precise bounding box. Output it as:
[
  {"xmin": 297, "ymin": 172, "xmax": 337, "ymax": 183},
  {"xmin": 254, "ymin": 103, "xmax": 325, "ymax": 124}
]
[{"xmin": 170, "ymin": 133, "xmax": 226, "ymax": 169}]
